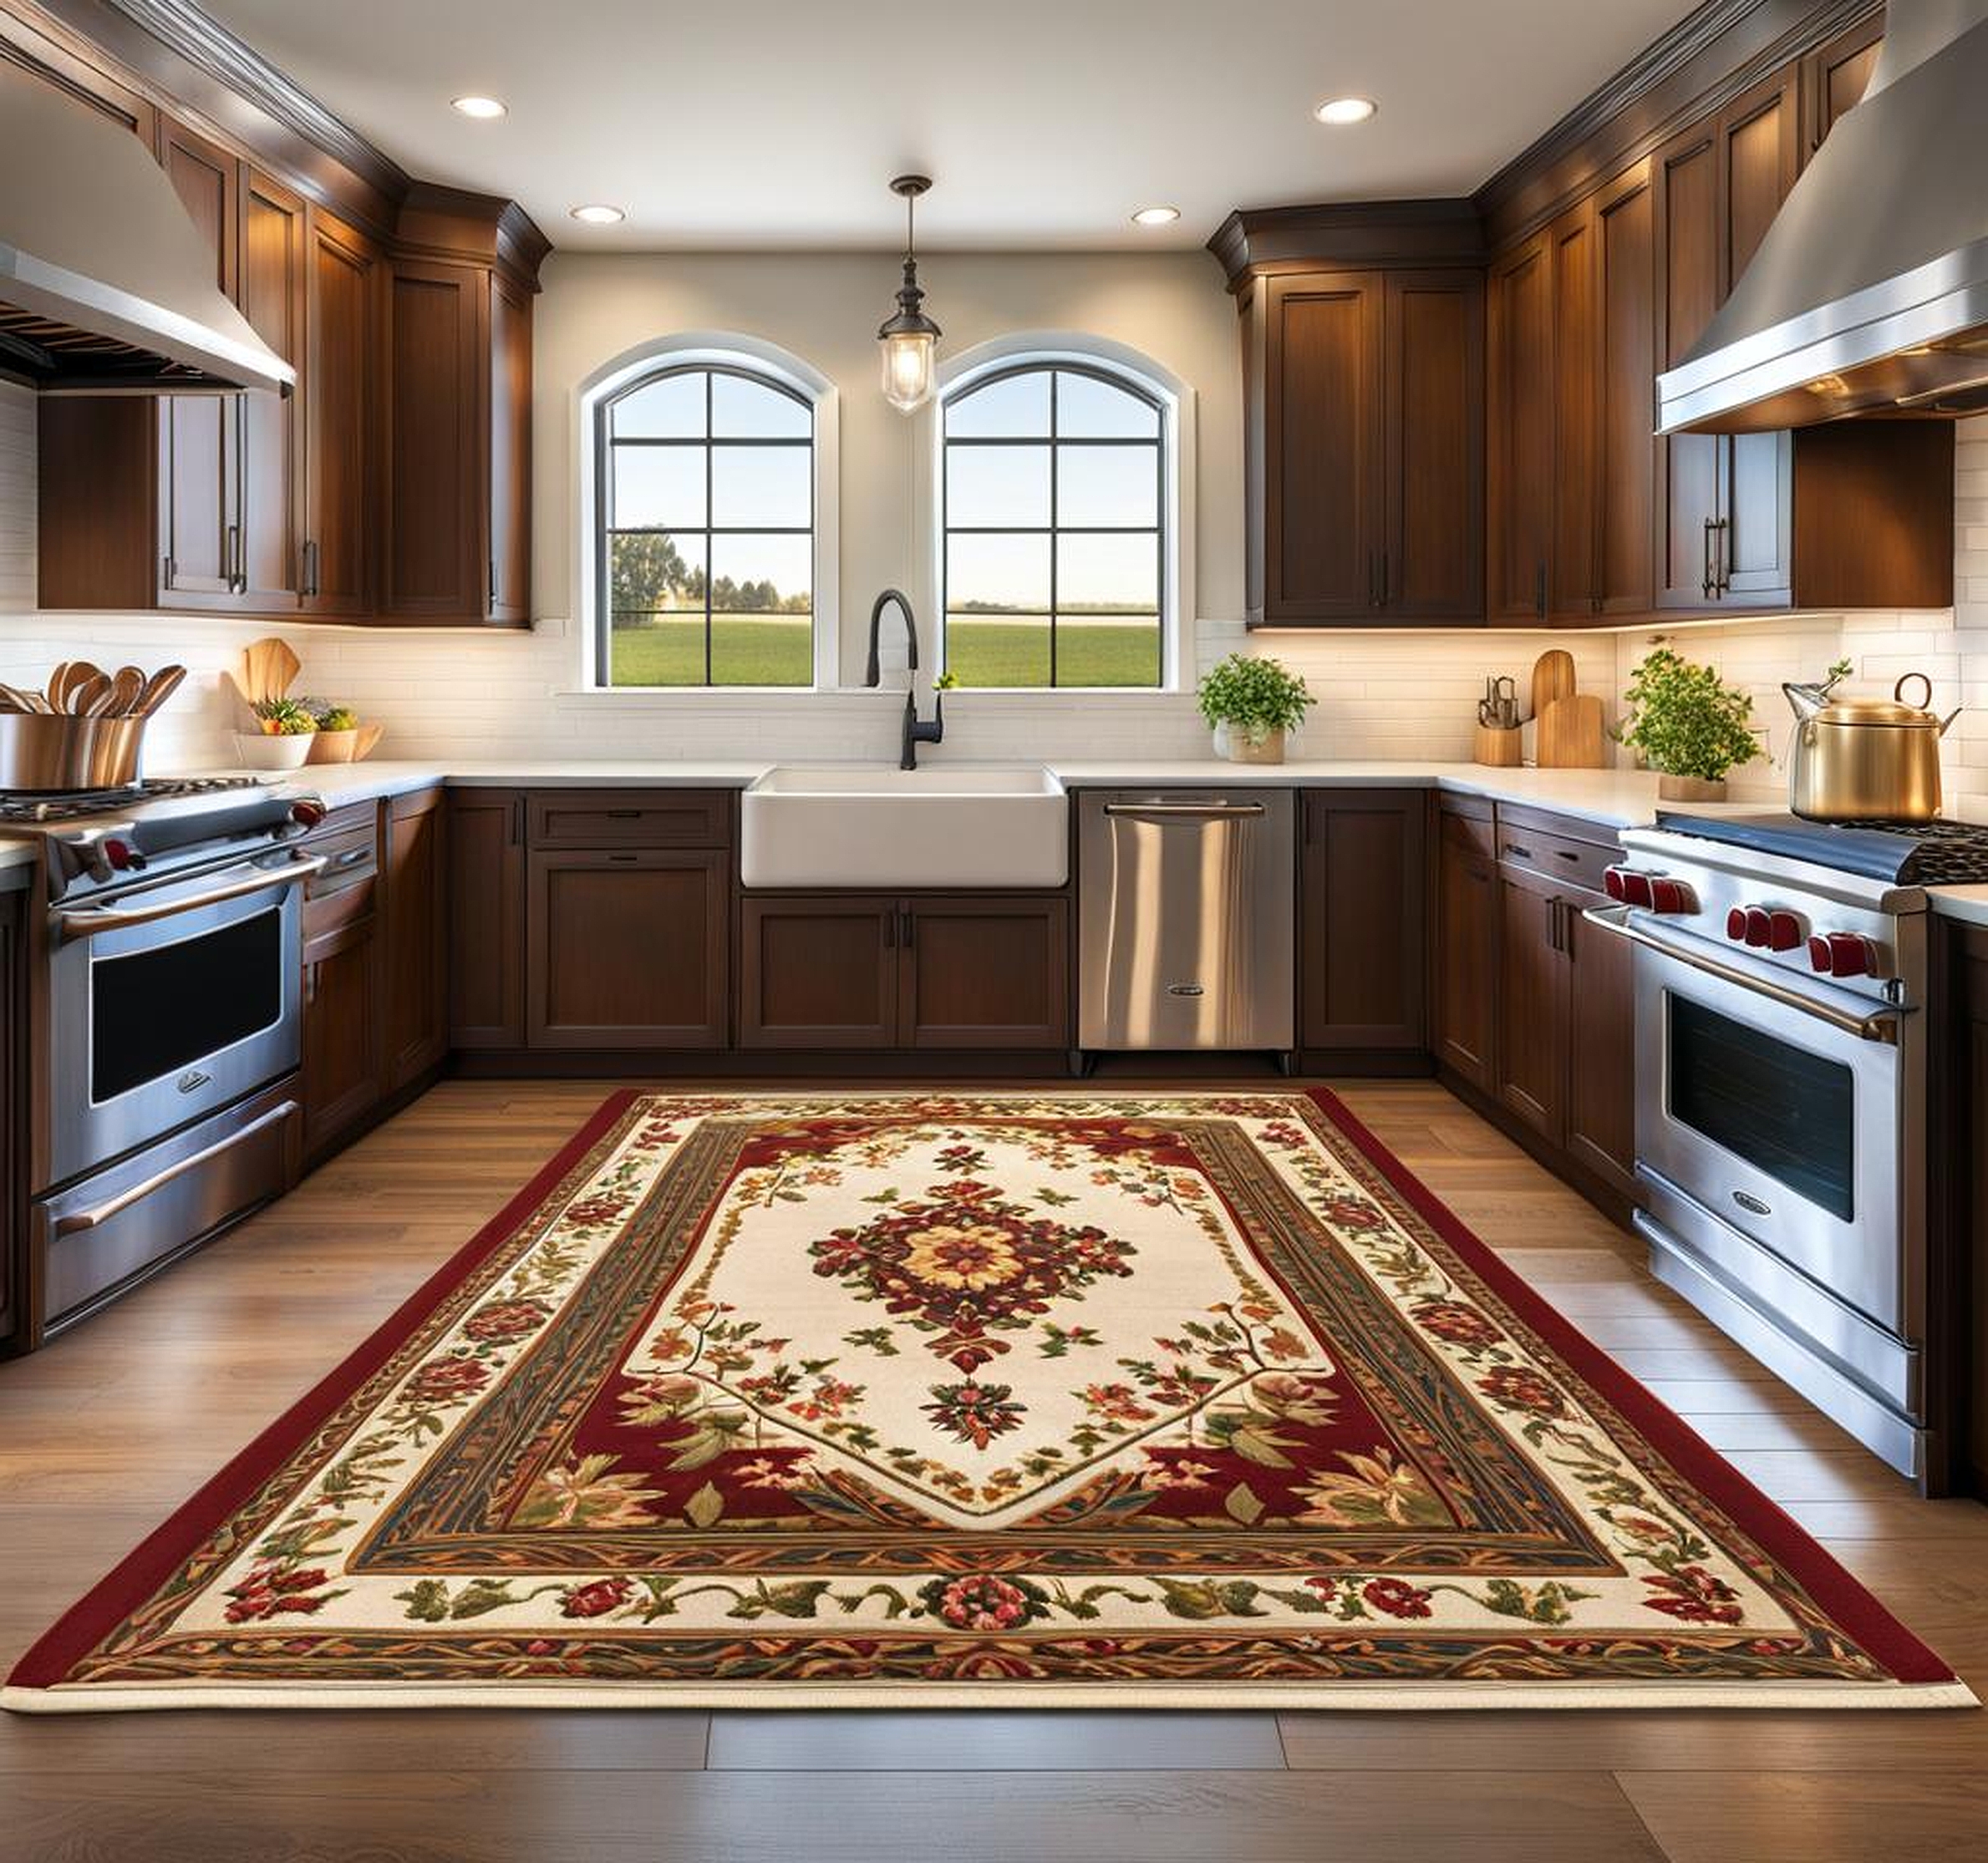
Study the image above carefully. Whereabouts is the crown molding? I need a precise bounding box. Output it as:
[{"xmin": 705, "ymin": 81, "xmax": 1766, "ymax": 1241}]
[{"xmin": 1208, "ymin": 199, "xmax": 1486, "ymax": 290}]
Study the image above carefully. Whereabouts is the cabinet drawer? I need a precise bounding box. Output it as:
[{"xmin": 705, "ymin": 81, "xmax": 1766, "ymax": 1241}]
[
  {"xmin": 1493, "ymin": 806, "xmax": 1620, "ymax": 892},
  {"xmin": 302, "ymin": 821, "xmax": 379, "ymax": 940},
  {"xmin": 528, "ymin": 789, "xmax": 731, "ymax": 849},
  {"xmin": 1439, "ymin": 798, "xmax": 1497, "ymax": 861},
  {"xmin": 297, "ymin": 800, "xmax": 379, "ymax": 850}
]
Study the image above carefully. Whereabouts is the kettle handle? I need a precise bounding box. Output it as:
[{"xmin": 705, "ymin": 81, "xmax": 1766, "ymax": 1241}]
[{"xmin": 1895, "ymin": 672, "xmax": 1934, "ymax": 709}]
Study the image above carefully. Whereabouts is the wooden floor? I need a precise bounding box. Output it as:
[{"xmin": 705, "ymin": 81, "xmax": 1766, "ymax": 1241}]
[{"xmin": 1, "ymin": 1079, "xmax": 1983, "ymax": 1862}]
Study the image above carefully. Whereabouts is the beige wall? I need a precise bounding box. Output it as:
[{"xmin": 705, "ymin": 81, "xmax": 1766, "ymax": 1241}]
[{"xmin": 529, "ymin": 248, "xmax": 1245, "ymax": 677}]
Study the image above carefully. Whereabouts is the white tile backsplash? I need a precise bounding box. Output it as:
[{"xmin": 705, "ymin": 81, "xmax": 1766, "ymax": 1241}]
[{"xmin": 2, "ymin": 380, "xmax": 1981, "ymax": 801}]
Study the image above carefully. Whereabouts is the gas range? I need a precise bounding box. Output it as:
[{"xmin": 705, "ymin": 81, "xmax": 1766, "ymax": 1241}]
[
  {"xmin": 1651, "ymin": 810, "xmax": 1988, "ymax": 888},
  {"xmin": 0, "ymin": 777, "xmax": 328, "ymax": 899}
]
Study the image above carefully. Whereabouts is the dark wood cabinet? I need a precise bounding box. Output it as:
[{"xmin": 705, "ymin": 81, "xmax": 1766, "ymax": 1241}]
[
  {"xmin": 236, "ymin": 168, "xmax": 307, "ymax": 612},
  {"xmin": 0, "ymin": 883, "xmax": 23, "ymax": 1353},
  {"xmin": 302, "ymin": 210, "xmax": 379, "ymax": 617},
  {"xmin": 1486, "ymin": 233, "xmax": 1553, "ymax": 622},
  {"xmin": 527, "ymin": 850, "xmax": 729, "ymax": 1048},
  {"xmin": 382, "ymin": 787, "xmax": 448, "ymax": 1089},
  {"xmin": 1431, "ymin": 799, "xmax": 1497, "ymax": 1090},
  {"xmin": 1802, "ymin": 8, "xmax": 1884, "ymax": 160},
  {"xmin": 1593, "ymin": 160, "xmax": 1656, "ymax": 617},
  {"xmin": 446, "ymin": 789, "xmax": 526, "ymax": 1049},
  {"xmin": 1563, "ymin": 882, "xmax": 1638, "ymax": 1199},
  {"xmin": 1299, "ymin": 789, "xmax": 1426, "ymax": 1054},
  {"xmin": 1934, "ymin": 924, "xmax": 1988, "ymax": 1495},
  {"xmin": 1493, "ymin": 862, "xmax": 1566, "ymax": 1141},
  {"xmin": 382, "ymin": 258, "xmax": 531, "ymax": 624},
  {"xmin": 1243, "ymin": 265, "xmax": 1481, "ymax": 626},
  {"xmin": 740, "ymin": 894, "xmax": 1070, "ymax": 1050},
  {"xmin": 1548, "ymin": 200, "xmax": 1599, "ymax": 620},
  {"xmin": 303, "ymin": 916, "xmax": 381, "ymax": 1160}
]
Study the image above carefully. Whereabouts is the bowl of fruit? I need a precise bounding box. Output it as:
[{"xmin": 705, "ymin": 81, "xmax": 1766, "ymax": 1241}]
[{"xmin": 234, "ymin": 698, "xmax": 318, "ymax": 769}]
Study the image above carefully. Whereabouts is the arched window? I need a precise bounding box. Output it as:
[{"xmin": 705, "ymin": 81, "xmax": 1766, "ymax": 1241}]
[
  {"xmin": 940, "ymin": 358, "xmax": 1171, "ymax": 688},
  {"xmin": 593, "ymin": 358, "xmax": 820, "ymax": 687}
]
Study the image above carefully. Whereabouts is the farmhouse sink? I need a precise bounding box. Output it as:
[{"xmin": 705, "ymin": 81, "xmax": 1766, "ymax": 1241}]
[{"xmin": 740, "ymin": 764, "xmax": 1069, "ymax": 889}]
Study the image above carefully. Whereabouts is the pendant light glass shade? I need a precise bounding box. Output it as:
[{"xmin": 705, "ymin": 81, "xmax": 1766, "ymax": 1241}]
[{"xmin": 878, "ymin": 176, "xmax": 940, "ymax": 414}]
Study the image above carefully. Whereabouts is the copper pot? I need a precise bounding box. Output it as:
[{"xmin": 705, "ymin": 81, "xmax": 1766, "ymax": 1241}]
[
  {"xmin": 1783, "ymin": 673, "xmax": 1959, "ymax": 823},
  {"xmin": 0, "ymin": 713, "xmax": 145, "ymax": 790}
]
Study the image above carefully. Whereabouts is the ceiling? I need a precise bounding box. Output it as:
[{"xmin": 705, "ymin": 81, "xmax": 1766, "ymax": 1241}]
[{"xmin": 200, "ymin": 0, "xmax": 1692, "ymax": 251}]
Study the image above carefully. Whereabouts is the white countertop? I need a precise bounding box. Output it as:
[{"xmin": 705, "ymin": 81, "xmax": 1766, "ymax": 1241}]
[{"xmin": 5, "ymin": 756, "xmax": 1984, "ymax": 924}]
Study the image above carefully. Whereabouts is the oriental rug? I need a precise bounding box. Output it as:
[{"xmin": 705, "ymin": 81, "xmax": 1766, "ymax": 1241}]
[{"xmin": 5, "ymin": 1089, "xmax": 1970, "ymax": 1711}]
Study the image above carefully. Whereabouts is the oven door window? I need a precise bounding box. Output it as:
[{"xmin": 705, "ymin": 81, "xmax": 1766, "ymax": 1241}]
[
  {"xmin": 90, "ymin": 907, "xmax": 285, "ymax": 1104},
  {"xmin": 1665, "ymin": 992, "xmax": 1854, "ymax": 1221}
]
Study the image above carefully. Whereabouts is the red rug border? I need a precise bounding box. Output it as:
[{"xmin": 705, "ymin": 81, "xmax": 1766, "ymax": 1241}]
[
  {"xmin": 6, "ymin": 1085, "xmax": 1959, "ymax": 1695},
  {"xmin": 1299, "ymin": 1086, "xmax": 1957, "ymax": 1686},
  {"xmin": 7, "ymin": 1089, "xmax": 642, "ymax": 1691}
]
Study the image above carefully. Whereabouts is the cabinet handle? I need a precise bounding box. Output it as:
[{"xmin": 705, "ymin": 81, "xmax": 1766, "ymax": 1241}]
[
  {"xmin": 489, "ymin": 558, "xmax": 499, "ymax": 617},
  {"xmin": 1701, "ymin": 517, "xmax": 1716, "ymax": 599},
  {"xmin": 900, "ymin": 906, "xmax": 916, "ymax": 949},
  {"xmin": 302, "ymin": 538, "xmax": 319, "ymax": 598},
  {"xmin": 161, "ymin": 554, "xmax": 175, "ymax": 587},
  {"xmin": 509, "ymin": 798, "xmax": 524, "ymax": 846},
  {"xmin": 883, "ymin": 908, "xmax": 896, "ymax": 949},
  {"xmin": 1502, "ymin": 842, "xmax": 1533, "ymax": 861},
  {"xmin": 226, "ymin": 523, "xmax": 243, "ymax": 594},
  {"xmin": 1712, "ymin": 516, "xmax": 1731, "ymax": 596},
  {"xmin": 306, "ymin": 961, "xmax": 318, "ymax": 1007}
]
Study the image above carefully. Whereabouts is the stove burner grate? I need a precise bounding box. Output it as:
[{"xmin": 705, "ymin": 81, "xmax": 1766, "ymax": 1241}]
[{"xmin": 0, "ymin": 775, "xmax": 264, "ymax": 825}]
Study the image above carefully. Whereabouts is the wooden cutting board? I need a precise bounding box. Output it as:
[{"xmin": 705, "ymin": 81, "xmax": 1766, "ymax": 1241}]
[
  {"xmin": 1530, "ymin": 648, "xmax": 1576, "ymax": 723},
  {"xmin": 1537, "ymin": 693, "xmax": 1608, "ymax": 769}
]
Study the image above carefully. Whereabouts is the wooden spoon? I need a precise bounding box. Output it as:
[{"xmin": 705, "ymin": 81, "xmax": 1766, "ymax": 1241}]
[
  {"xmin": 0, "ymin": 681, "xmax": 51, "ymax": 714},
  {"xmin": 131, "ymin": 665, "xmax": 189, "ymax": 718},
  {"xmin": 104, "ymin": 666, "xmax": 146, "ymax": 716},
  {"xmin": 69, "ymin": 673, "xmax": 114, "ymax": 718},
  {"xmin": 43, "ymin": 660, "xmax": 77, "ymax": 711}
]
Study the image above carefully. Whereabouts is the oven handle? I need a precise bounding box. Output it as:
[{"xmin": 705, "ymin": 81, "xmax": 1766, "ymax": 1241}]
[
  {"xmin": 52, "ymin": 1101, "xmax": 299, "ymax": 1236},
  {"xmin": 54, "ymin": 853, "xmax": 328, "ymax": 942},
  {"xmin": 1101, "ymin": 802, "xmax": 1268, "ymax": 820},
  {"xmin": 1580, "ymin": 905, "xmax": 1901, "ymax": 1045}
]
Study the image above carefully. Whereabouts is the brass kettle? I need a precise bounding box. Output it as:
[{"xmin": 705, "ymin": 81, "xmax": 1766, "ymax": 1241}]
[{"xmin": 1782, "ymin": 672, "xmax": 1960, "ymax": 823}]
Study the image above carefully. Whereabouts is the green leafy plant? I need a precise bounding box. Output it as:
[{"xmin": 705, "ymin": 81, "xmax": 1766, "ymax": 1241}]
[
  {"xmin": 933, "ymin": 670, "xmax": 961, "ymax": 693},
  {"xmin": 1196, "ymin": 653, "xmax": 1314, "ymax": 747},
  {"xmin": 1617, "ymin": 646, "xmax": 1757, "ymax": 783},
  {"xmin": 251, "ymin": 696, "xmax": 318, "ymax": 737},
  {"xmin": 316, "ymin": 704, "xmax": 359, "ymax": 732}
]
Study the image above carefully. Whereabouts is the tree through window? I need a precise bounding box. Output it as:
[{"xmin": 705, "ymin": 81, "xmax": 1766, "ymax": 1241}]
[
  {"xmin": 941, "ymin": 362, "xmax": 1166, "ymax": 688},
  {"xmin": 597, "ymin": 363, "xmax": 814, "ymax": 686}
]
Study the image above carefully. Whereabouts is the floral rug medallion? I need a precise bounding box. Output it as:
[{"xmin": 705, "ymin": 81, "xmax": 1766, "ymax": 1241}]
[{"xmin": 7, "ymin": 1091, "xmax": 1968, "ymax": 1711}]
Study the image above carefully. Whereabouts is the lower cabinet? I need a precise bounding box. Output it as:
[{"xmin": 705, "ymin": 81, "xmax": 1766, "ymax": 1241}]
[
  {"xmin": 1299, "ymin": 789, "xmax": 1426, "ymax": 1054},
  {"xmin": 1431, "ymin": 798, "xmax": 1497, "ymax": 1088},
  {"xmin": 383, "ymin": 787, "xmax": 448, "ymax": 1088},
  {"xmin": 740, "ymin": 895, "xmax": 1070, "ymax": 1051},
  {"xmin": 303, "ymin": 914, "xmax": 382, "ymax": 1158},
  {"xmin": 527, "ymin": 849, "xmax": 729, "ymax": 1048},
  {"xmin": 447, "ymin": 789, "xmax": 527, "ymax": 1048}
]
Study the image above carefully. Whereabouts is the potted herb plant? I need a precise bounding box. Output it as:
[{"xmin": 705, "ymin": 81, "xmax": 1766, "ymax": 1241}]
[
  {"xmin": 1197, "ymin": 653, "xmax": 1315, "ymax": 764},
  {"xmin": 1618, "ymin": 645, "xmax": 1759, "ymax": 800}
]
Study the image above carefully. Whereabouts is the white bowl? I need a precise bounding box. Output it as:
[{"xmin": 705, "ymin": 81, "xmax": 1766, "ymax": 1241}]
[{"xmin": 232, "ymin": 731, "xmax": 314, "ymax": 770}]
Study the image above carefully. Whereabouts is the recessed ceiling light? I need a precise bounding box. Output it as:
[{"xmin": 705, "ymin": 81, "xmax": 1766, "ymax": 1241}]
[
  {"xmin": 569, "ymin": 204, "xmax": 627, "ymax": 225},
  {"xmin": 450, "ymin": 94, "xmax": 506, "ymax": 119},
  {"xmin": 1131, "ymin": 205, "xmax": 1181, "ymax": 227},
  {"xmin": 1314, "ymin": 95, "xmax": 1378, "ymax": 126}
]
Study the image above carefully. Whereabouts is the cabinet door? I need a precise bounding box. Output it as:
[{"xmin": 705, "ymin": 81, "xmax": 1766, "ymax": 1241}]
[
  {"xmin": 900, "ymin": 899, "xmax": 1070, "ymax": 1049},
  {"xmin": 1382, "ymin": 272, "xmax": 1483, "ymax": 621},
  {"xmin": 303, "ymin": 211, "xmax": 378, "ymax": 617},
  {"xmin": 1595, "ymin": 160, "xmax": 1655, "ymax": 617},
  {"xmin": 528, "ymin": 850, "xmax": 728, "ymax": 1048},
  {"xmin": 739, "ymin": 898, "xmax": 897, "ymax": 1048},
  {"xmin": 383, "ymin": 788, "xmax": 448, "ymax": 1089},
  {"xmin": 236, "ymin": 169, "xmax": 306, "ymax": 612},
  {"xmin": 382, "ymin": 260, "xmax": 486, "ymax": 619},
  {"xmin": 303, "ymin": 916, "xmax": 382, "ymax": 1160},
  {"xmin": 1562, "ymin": 883, "xmax": 1638, "ymax": 1199},
  {"xmin": 155, "ymin": 118, "xmax": 238, "ymax": 602},
  {"xmin": 1432, "ymin": 805, "xmax": 1497, "ymax": 1089},
  {"xmin": 446, "ymin": 789, "xmax": 526, "ymax": 1048},
  {"xmin": 1803, "ymin": 11, "xmax": 1883, "ymax": 161},
  {"xmin": 1493, "ymin": 864, "xmax": 1565, "ymax": 1144},
  {"xmin": 1261, "ymin": 272, "xmax": 1383, "ymax": 622},
  {"xmin": 1485, "ymin": 234, "xmax": 1553, "ymax": 622},
  {"xmin": 1300, "ymin": 790, "xmax": 1426, "ymax": 1052},
  {"xmin": 1716, "ymin": 72, "xmax": 1797, "ymax": 606},
  {"xmin": 489, "ymin": 271, "xmax": 532, "ymax": 624},
  {"xmin": 1653, "ymin": 122, "xmax": 1721, "ymax": 611},
  {"xmin": 0, "ymin": 888, "xmax": 21, "ymax": 1350},
  {"xmin": 1548, "ymin": 200, "xmax": 1599, "ymax": 621}
]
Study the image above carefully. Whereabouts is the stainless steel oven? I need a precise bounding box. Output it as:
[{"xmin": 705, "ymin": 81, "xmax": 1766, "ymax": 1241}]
[{"xmin": 47, "ymin": 845, "xmax": 321, "ymax": 1186}]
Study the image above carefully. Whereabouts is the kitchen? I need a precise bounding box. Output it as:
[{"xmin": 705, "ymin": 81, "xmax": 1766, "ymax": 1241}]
[{"xmin": 2, "ymin": 0, "xmax": 1987, "ymax": 1855}]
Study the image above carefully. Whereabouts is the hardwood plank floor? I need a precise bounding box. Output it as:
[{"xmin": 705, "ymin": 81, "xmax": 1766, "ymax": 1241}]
[{"xmin": 0, "ymin": 1078, "xmax": 1980, "ymax": 1863}]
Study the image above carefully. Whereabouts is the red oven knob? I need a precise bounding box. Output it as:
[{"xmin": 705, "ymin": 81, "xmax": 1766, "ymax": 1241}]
[
  {"xmin": 1743, "ymin": 906, "xmax": 1772, "ymax": 947},
  {"xmin": 1604, "ymin": 865, "xmax": 1653, "ymax": 906},
  {"xmin": 1647, "ymin": 876, "xmax": 1696, "ymax": 916},
  {"xmin": 288, "ymin": 800, "xmax": 326, "ymax": 830},
  {"xmin": 1725, "ymin": 906, "xmax": 1747, "ymax": 942},
  {"xmin": 1808, "ymin": 932, "xmax": 1875, "ymax": 978},
  {"xmin": 100, "ymin": 835, "xmax": 136, "ymax": 871},
  {"xmin": 1767, "ymin": 909, "xmax": 1805, "ymax": 953}
]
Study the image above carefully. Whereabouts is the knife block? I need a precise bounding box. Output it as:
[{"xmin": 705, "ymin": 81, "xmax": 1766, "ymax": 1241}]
[{"xmin": 1474, "ymin": 723, "xmax": 1524, "ymax": 767}]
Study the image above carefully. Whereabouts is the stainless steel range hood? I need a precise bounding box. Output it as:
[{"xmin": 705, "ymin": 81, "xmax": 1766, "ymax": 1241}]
[
  {"xmin": 1658, "ymin": 0, "xmax": 1988, "ymax": 434},
  {"xmin": 0, "ymin": 59, "xmax": 294, "ymax": 395}
]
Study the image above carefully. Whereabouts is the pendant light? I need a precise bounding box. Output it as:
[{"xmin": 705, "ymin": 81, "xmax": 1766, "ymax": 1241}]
[{"xmin": 878, "ymin": 175, "xmax": 941, "ymax": 414}]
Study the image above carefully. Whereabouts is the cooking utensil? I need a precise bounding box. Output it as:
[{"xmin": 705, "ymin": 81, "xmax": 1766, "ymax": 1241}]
[
  {"xmin": 69, "ymin": 673, "xmax": 114, "ymax": 718},
  {"xmin": 242, "ymin": 637, "xmax": 301, "ymax": 706},
  {"xmin": 1530, "ymin": 649, "xmax": 1576, "ymax": 723},
  {"xmin": 1494, "ymin": 677, "xmax": 1519, "ymax": 728},
  {"xmin": 0, "ymin": 713, "xmax": 145, "ymax": 789},
  {"xmin": 1783, "ymin": 671, "xmax": 1962, "ymax": 822},
  {"xmin": 131, "ymin": 665, "xmax": 188, "ymax": 718},
  {"xmin": 103, "ymin": 666, "xmax": 146, "ymax": 716},
  {"xmin": 0, "ymin": 681, "xmax": 51, "ymax": 714},
  {"xmin": 1537, "ymin": 693, "xmax": 1608, "ymax": 768}
]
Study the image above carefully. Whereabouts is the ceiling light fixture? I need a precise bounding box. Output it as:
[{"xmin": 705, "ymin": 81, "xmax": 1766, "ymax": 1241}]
[
  {"xmin": 1314, "ymin": 95, "xmax": 1378, "ymax": 126},
  {"xmin": 1131, "ymin": 205, "xmax": 1181, "ymax": 227},
  {"xmin": 877, "ymin": 174, "xmax": 941, "ymax": 415},
  {"xmin": 569, "ymin": 204, "xmax": 626, "ymax": 225},
  {"xmin": 450, "ymin": 94, "xmax": 507, "ymax": 119}
]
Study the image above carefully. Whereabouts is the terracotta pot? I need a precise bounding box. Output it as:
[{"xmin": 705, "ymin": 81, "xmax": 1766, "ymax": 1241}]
[
  {"xmin": 1223, "ymin": 727, "xmax": 1286, "ymax": 765},
  {"xmin": 1656, "ymin": 772, "xmax": 1727, "ymax": 802}
]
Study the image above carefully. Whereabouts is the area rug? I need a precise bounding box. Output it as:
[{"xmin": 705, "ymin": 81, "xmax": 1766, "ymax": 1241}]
[{"xmin": 5, "ymin": 1090, "xmax": 1970, "ymax": 1711}]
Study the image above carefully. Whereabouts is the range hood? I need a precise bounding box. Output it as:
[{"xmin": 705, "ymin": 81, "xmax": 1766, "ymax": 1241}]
[
  {"xmin": 1658, "ymin": 0, "xmax": 1988, "ymax": 434},
  {"xmin": 0, "ymin": 59, "xmax": 294, "ymax": 395}
]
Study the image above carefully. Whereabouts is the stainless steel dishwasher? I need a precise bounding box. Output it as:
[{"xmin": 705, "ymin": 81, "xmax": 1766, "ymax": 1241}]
[{"xmin": 1076, "ymin": 789, "xmax": 1294, "ymax": 1052}]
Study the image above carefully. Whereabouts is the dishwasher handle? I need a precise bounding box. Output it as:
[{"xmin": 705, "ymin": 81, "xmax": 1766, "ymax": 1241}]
[{"xmin": 1101, "ymin": 801, "xmax": 1268, "ymax": 820}]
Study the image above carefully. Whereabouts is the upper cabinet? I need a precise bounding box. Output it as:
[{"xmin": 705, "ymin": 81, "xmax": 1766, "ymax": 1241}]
[
  {"xmin": 20, "ymin": 15, "xmax": 547, "ymax": 630},
  {"xmin": 1223, "ymin": 208, "xmax": 1485, "ymax": 627}
]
